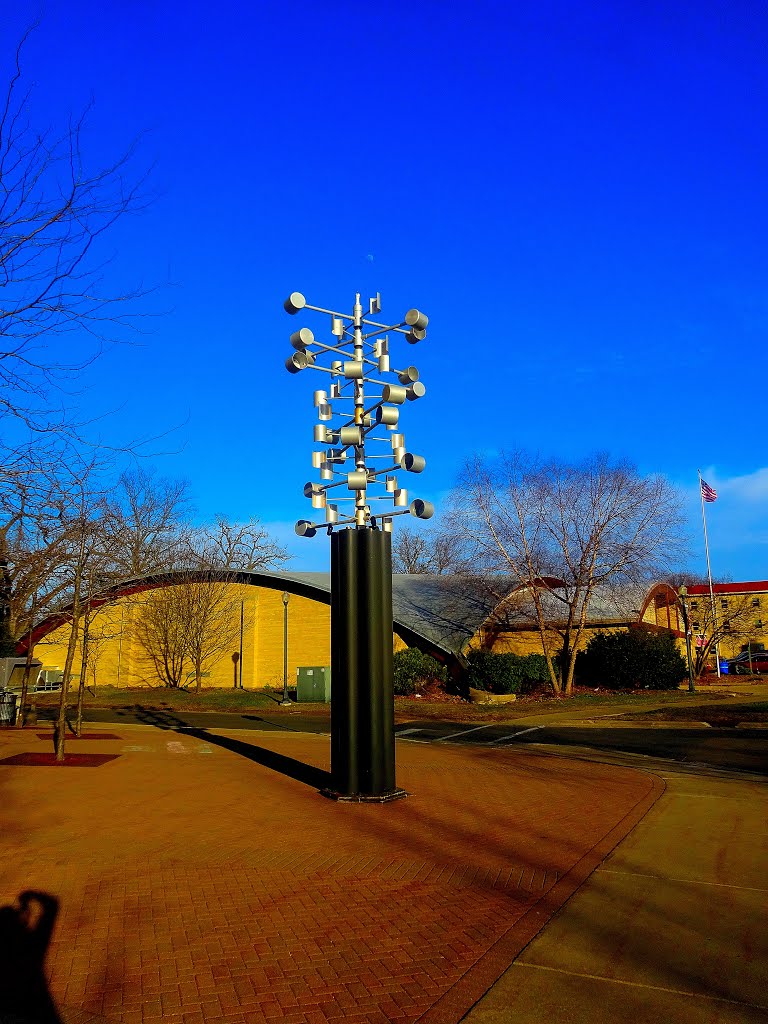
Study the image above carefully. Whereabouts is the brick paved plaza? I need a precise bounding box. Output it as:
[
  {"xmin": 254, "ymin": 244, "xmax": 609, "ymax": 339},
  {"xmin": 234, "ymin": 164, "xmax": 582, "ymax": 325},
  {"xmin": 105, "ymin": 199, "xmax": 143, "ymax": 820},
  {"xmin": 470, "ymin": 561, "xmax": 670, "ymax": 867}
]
[{"xmin": 0, "ymin": 726, "xmax": 660, "ymax": 1024}]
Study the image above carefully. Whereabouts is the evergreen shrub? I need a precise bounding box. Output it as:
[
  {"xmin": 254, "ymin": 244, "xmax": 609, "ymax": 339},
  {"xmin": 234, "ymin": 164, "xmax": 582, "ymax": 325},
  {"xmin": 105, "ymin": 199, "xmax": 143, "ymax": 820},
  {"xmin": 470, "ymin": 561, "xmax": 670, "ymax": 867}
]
[
  {"xmin": 578, "ymin": 628, "xmax": 687, "ymax": 691},
  {"xmin": 393, "ymin": 648, "xmax": 447, "ymax": 696},
  {"xmin": 466, "ymin": 651, "xmax": 550, "ymax": 695}
]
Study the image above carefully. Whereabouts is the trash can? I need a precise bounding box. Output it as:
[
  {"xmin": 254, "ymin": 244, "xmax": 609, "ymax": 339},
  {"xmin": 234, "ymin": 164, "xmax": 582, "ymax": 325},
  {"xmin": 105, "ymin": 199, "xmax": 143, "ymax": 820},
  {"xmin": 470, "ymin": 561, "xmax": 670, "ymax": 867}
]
[
  {"xmin": 0, "ymin": 689, "xmax": 17, "ymax": 725},
  {"xmin": 296, "ymin": 666, "xmax": 331, "ymax": 702},
  {"xmin": 719, "ymin": 659, "xmax": 729, "ymax": 675}
]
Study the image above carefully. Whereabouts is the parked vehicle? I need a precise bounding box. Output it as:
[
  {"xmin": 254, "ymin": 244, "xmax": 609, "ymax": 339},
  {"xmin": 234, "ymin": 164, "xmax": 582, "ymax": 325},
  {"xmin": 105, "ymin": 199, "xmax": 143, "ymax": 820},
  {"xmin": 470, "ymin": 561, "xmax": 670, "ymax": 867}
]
[{"xmin": 728, "ymin": 650, "xmax": 768, "ymax": 675}]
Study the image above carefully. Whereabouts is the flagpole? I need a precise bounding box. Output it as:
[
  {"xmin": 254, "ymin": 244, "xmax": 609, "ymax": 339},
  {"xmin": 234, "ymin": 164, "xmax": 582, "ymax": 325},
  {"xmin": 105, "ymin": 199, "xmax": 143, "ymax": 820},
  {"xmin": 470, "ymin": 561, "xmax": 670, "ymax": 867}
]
[{"xmin": 698, "ymin": 469, "xmax": 720, "ymax": 678}]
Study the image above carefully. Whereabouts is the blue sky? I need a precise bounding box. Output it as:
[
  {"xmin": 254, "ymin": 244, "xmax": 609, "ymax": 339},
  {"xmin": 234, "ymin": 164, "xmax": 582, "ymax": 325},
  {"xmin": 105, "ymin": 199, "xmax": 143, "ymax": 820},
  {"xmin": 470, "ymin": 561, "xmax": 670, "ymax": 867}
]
[{"xmin": 7, "ymin": 1, "xmax": 767, "ymax": 578}]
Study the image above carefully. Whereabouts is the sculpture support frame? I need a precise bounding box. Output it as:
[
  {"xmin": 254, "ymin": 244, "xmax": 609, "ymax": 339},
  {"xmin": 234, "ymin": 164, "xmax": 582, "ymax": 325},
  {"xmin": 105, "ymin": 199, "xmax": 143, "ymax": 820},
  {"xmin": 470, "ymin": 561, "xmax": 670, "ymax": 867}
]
[{"xmin": 324, "ymin": 528, "xmax": 406, "ymax": 802}]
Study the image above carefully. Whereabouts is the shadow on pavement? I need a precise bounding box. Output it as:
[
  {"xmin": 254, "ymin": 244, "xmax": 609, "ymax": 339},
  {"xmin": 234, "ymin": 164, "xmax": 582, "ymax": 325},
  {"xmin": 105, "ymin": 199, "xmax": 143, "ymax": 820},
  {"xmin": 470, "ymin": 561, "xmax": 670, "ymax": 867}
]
[
  {"xmin": 119, "ymin": 706, "xmax": 332, "ymax": 790},
  {"xmin": 241, "ymin": 713, "xmax": 294, "ymax": 731},
  {"xmin": 0, "ymin": 890, "xmax": 62, "ymax": 1023},
  {"xmin": 190, "ymin": 730, "xmax": 332, "ymax": 789},
  {"xmin": 111, "ymin": 705, "xmax": 297, "ymax": 733},
  {"xmin": 115, "ymin": 705, "xmax": 194, "ymax": 730}
]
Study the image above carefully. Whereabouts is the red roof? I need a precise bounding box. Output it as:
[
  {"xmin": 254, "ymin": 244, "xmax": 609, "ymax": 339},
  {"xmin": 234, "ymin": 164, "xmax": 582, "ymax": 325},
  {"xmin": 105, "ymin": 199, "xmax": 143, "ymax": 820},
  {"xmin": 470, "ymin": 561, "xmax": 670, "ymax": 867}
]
[{"xmin": 687, "ymin": 581, "xmax": 768, "ymax": 596}]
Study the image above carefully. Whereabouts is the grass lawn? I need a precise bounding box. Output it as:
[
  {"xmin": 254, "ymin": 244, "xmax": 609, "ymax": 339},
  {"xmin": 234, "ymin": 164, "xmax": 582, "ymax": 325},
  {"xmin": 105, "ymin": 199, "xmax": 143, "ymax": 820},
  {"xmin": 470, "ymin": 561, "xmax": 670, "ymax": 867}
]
[
  {"xmin": 393, "ymin": 688, "xmax": 739, "ymax": 723},
  {"xmin": 614, "ymin": 701, "xmax": 768, "ymax": 726},
  {"xmin": 27, "ymin": 684, "xmax": 764, "ymax": 726}
]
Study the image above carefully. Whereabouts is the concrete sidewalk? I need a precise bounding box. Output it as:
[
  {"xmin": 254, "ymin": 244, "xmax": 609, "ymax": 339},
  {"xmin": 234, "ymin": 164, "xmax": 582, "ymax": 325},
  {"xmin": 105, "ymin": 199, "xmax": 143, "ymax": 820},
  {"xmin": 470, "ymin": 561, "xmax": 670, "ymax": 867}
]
[
  {"xmin": 0, "ymin": 722, "xmax": 763, "ymax": 1023},
  {"xmin": 464, "ymin": 756, "xmax": 768, "ymax": 1023}
]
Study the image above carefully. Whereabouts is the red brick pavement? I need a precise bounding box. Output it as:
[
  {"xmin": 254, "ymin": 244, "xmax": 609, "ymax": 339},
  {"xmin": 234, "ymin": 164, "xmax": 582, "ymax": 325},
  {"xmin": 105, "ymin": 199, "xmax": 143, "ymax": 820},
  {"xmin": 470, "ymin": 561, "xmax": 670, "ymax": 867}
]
[{"xmin": 0, "ymin": 726, "xmax": 662, "ymax": 1024}]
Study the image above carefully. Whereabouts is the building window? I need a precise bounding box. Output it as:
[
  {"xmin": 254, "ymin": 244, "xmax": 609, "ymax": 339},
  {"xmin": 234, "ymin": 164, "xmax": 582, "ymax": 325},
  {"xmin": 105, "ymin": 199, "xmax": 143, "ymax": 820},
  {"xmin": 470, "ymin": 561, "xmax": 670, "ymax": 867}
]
[
  {"xmin": 690, "ymin": 601, "xmax": 699, "ymax": 610},
  {"xmin": 692, "ymin": 621, "xmax": 701, "ymax": 631},
  {"xmin": 721, "ymin": 599, "xmax": 729, "ymax": 609},
  {"xmin": 752, "ymin": 598, "xmax": 761, "ymax": 607}
]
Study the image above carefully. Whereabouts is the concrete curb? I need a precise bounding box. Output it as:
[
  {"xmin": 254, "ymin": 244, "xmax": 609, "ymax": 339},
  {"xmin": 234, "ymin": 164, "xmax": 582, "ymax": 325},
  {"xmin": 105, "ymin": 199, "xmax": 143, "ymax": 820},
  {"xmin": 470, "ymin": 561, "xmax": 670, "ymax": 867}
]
[{"xmin": 565, "ymin": 720, "xmax": 713, "ymax": 729}]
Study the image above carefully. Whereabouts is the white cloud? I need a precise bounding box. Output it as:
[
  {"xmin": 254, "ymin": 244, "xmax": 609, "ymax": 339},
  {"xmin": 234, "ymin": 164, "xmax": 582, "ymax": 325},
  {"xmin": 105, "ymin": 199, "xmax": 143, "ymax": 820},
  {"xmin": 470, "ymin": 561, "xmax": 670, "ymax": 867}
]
[{"xmin": 718, "ymin": 467, "xmax": 768, "ymax": 503}]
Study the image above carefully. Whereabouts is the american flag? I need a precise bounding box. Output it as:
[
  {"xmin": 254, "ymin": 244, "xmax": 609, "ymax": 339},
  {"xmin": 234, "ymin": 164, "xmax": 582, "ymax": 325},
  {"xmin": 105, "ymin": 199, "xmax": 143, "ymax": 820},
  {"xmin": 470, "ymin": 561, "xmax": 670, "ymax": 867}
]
[{"xmin": 700, "ymin": 478, "xmax": 718, "ymax": 502}]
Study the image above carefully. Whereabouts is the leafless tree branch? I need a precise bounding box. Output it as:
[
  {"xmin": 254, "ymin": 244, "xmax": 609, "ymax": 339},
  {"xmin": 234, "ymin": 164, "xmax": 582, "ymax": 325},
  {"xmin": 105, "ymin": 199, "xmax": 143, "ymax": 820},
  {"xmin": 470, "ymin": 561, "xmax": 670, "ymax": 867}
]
[
  {"xmin": 0, "ymin": 29, "xmax": 154, "ymax": 433},
  {"xmin": 452, "ymin": 450, "xmax": 687, "ymax": 694}
]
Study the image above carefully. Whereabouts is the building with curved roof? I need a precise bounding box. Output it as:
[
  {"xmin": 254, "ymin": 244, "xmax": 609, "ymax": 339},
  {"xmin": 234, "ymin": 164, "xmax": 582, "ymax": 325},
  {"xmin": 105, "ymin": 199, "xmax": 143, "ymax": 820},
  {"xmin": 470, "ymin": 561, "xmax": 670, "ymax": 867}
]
[{"xmin": 24, "ymin": 570, "xmax": 690, "ymax": 691}]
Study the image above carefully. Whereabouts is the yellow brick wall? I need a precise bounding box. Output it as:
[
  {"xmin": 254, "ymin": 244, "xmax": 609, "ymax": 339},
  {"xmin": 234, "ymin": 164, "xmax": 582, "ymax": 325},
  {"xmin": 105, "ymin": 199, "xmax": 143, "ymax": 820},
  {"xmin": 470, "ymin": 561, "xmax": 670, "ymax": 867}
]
[
  {"xmin": 252, "ymin": 589, "xmax": 331, "ymax": 689},
  {"xmin": 32, "ymin": 582, "xmax": 405, "ymax": 689},
  {"xmin": 474, "ymin": 622, "xmax": 629, "ymax": 658}
]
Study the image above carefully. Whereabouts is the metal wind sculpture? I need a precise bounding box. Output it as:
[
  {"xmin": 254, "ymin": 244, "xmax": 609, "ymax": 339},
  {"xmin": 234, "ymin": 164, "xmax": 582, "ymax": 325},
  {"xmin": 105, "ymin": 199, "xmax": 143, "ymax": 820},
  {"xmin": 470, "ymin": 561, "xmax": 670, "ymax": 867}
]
[
  {"xmin": 283, "ymin": 290, "xmax": 432, "ymax": 802},
  {"xmin": 284, "ymin": 290, "xmax": 433, "ymax": 536}
]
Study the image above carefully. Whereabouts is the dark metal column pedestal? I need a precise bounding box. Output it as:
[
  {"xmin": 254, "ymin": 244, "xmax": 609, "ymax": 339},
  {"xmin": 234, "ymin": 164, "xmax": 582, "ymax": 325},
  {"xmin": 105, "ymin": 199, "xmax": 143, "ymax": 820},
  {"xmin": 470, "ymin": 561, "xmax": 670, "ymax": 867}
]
[{"xmin": 323, "ymin": 528, "xmax": 407, "ymax": 803}]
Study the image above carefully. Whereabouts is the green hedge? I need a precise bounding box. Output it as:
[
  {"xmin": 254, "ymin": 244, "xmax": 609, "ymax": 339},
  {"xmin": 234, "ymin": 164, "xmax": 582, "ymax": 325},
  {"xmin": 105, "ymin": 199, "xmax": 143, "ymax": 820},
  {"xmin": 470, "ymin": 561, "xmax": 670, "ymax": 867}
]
[
  {"xmin": 578, "ymin": 629, "xmax": 687, "ymax": 691},
  {"xmin": 393, "ymin": 648, "xmax": 448, "ymax": 696},
  {"xmin": 466, "ymin": 651, "xmax": 550, "ymax": 695}
]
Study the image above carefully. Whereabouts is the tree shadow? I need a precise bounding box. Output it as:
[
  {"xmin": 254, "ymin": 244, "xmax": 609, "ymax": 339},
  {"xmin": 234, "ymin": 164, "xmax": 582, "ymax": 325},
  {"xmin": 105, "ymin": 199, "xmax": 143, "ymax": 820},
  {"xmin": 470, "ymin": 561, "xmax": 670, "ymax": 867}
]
[
  {"xmin": 0, "ymin": 890, "xmax": 62, "ymax": 1023},
  {"xmin": 115, "ymin": 705, "xmax": 194, "ymax": 730},
  {"xmin": 114, "ymin": 704, "xmax": 297, "ymax": 732},
  {"xmin": 120, "ymin": 706, "xmax": 331, "ymax": 790}
]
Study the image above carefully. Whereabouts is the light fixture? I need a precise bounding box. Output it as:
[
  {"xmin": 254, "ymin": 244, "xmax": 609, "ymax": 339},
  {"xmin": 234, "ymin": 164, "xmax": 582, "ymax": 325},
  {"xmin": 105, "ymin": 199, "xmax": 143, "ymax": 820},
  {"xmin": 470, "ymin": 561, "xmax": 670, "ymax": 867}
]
[{"xmin": 280, "ymin": 592, "xmax": 291, "ymax": 706}]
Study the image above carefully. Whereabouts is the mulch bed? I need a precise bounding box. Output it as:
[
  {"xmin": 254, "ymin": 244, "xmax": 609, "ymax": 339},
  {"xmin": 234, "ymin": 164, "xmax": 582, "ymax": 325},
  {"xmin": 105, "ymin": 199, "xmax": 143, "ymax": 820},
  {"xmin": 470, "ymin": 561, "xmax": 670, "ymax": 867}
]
[
  {"xmin": 402, "ymin": 680, "xmax": 465, "ymax": 703},
  {"xmin": 0, "ymin": 752, "xmax": 121, "ymax": 767}
]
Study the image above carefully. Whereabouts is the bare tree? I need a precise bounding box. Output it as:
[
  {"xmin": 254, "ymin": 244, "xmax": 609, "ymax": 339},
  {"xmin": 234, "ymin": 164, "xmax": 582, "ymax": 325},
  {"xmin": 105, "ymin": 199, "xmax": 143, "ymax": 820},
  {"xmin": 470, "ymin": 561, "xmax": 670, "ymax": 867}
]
[
  {"xmin": 133, "ymin": 586, "xmax": 189, "ymax": 688},
  {"xmin": 0, "ymin": 29, "xmax": 150, "ymax": 433},
  {"xmin": 3, "ymin": 460, "xmax": 186, "ymax": 726},
  {"xmin": 177, "ymin": 576, "xmax": 243, "ymax": 691},
  {"xmin": 3, "ymin": 442, "xmax": 290, "ymax": 704},
  {"xmin": 0, "ymin": 443, "xmax": 130, "ymax": 746},
  {"xmin": 454, "ymin": 451, "xmax": 686, "ymax": 695},
  {"xmin": 131, "ymin": 514, "xmax": 288, "ymax": 688},
  {"xmin": 0, "ymin": 20, "xmax": 155, "ymax": 731},
  {"xmin": 73, "ymin": 555, "xmax": 117, "ymax": 736},
  {"xmin": 78, "ymin": 605, "xmax": 119, "ymax": 692},
  {"xmin": 185, "ymin": 516, "xmax": 291, "ymax": 572},
  {"xmin": 683, "ymin": 589, "xmax": 763, "ymax": 678},
  {"xmin": 100, "ymin": 472, "xmax": 291, "ymax": 578},
  {"xmin": 48, "ymin": 455, "xmax": 111, "ymax": 757},
  {"xmin": 101, "ymin": 468, "xmax": 191, "ymax": 577},
  {"xmin": 133, "ymin": 575, "xmax": 244, "ymax": 690},
  {"xmin": 0, "ymin": 441, "xmax": 96, "ymax": 732},
  {"xmin": 392, "ymin": 526, "xmax": 464, "ymax": 575},
  {"xmin": 0, "ymin": 447, "xmax": 82, "ymax": 645},
  {"xmin": 15, "ymin": 587, "xmax": 40, "ymax": 727}
]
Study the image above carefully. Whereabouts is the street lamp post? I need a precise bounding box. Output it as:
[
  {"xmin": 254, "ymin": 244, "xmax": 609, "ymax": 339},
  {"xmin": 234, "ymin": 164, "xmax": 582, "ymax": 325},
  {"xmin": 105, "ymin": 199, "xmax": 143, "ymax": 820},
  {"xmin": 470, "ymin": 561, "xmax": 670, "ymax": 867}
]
[
  {"xmin": 283, "ymin": 290, "xmax": 432, "ymax": 801},
  {"xmin": 280, "ymin": 591, "xmax": 291, "ymax": 706},
  {"xmin": 239, "ymin": 600, "xmax": 244, "ymax": 688},
  {"xmin": 678, "ymin": 586, "xmax": 696, "ymax": 693}
]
